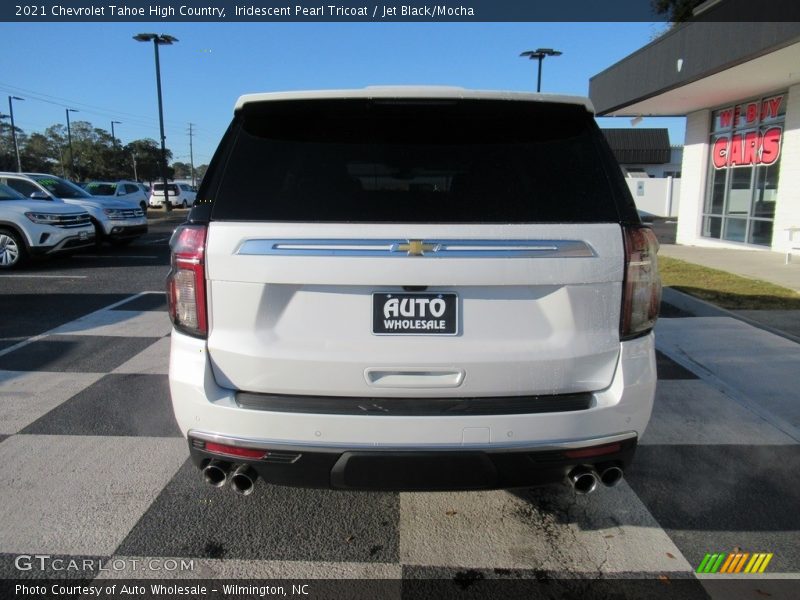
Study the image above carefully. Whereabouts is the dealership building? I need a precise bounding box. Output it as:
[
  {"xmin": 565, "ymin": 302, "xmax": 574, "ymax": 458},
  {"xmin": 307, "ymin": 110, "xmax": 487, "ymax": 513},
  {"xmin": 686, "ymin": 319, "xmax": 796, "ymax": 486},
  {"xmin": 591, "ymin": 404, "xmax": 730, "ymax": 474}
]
[{"xmin": 590, "ymin": 2, "xmax": 800, "ymax": 252}]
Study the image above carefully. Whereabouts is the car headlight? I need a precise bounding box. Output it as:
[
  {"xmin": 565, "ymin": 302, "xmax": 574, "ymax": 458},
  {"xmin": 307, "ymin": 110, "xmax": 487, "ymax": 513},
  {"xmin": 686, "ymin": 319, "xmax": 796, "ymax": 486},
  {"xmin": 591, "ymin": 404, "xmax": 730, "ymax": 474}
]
[
  {"xmin": 25, "ymin": 212, "xmax": 63, "ymax": 224},
  {"xmin": 103, "ymin": 208, "xmax": 125, "ymax": 219}
]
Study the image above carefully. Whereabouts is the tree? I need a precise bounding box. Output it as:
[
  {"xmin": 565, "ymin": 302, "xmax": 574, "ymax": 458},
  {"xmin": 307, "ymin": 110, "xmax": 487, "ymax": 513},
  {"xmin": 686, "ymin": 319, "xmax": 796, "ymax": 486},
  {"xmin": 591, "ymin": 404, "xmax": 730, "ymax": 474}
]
[
  {"xmin": 171, "ymin": 161, "xmax": 191, "ymax": 179},
  {"xmin": 652, "ymin": 0, "xmax": 705, "ymax": 22},
  {"xmin": 0, "ymin": 120, "xmax": 26, "ymax": 171},
  {"xmin": 195, "ymin": 164, "xmax": 208, "ymax": 183},
  {"xmin": 21, "ymin": 133, "xmax": 59, "ymax": 173},
  {"xmin": 1, "ymin": 118, "xmax": 177, "ymax": 182},
  {"xmin": 125, "ymin": 138, "xmax": 174, "ymax": 183}
]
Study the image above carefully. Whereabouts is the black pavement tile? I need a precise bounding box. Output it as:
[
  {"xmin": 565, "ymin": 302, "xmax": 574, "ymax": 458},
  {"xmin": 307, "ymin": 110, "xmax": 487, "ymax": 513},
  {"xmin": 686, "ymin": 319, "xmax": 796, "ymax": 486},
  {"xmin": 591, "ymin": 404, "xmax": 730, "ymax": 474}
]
[
  {"xmin": 656, "ymin": 351, "xmax": 698, "ymax": 380},
  {"xmin": 0, "ymin": 335, "xmax": 158, "ymax": 373},
  {"xmin": 626, "ymin": 445, "xmax": 800, "ymax": 572},
  {"xmin": 0, "ymin": 337, "xmax": 27, "ymax": 353},
  {"xmin": 401, "ymin": 567, "xmax": 705, "ymax": 599},
  {"xmin": 0, "ymin": 293, "xmax": 129, "ymax": 346},
  {"xmin": 110, "ymin": 293, "xmax": 167, "ymax": 312},
  {"xmin": 116, "ymin": 460, "xmax": 399, "ymax": 563},
  {"xmin": 21, "ymin": 374, "xmax": 179, "ymax": 437},
  {"xmin": 0, "ymin": 553, "xmax": 106, "ymax": 579},
  {"xmin": 659, "ymin": 302, "xmax": 695, "ymax": 318}
]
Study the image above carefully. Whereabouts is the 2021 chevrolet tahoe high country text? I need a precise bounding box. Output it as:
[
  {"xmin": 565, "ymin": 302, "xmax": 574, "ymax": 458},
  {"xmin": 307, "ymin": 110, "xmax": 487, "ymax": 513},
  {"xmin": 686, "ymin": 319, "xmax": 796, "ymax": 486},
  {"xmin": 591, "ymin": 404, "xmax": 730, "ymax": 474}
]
[{"xmin": 167, "ymin": 87, "xmax": 660, "ymax": 495}]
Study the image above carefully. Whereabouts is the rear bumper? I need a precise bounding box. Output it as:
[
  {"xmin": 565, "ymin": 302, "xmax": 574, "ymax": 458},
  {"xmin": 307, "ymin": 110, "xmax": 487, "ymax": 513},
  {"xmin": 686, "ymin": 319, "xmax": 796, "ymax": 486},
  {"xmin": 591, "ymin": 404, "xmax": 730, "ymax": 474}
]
[
  {"xmin": 169, "ymin": 330, "xmax": 656, "ymax": 490},
  {"xmin": 149, "ymin": 197, "xmax": 185, "ymax": 207},
  {"xmin": 188, "ymin": 431, "xmax": 637, "ymax": 491}
]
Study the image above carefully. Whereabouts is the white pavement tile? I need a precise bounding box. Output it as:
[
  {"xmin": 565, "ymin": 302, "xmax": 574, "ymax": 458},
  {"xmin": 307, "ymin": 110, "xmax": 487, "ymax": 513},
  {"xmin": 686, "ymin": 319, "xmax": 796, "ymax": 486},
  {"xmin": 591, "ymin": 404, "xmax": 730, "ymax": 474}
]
[
  {"xmin": 0, "ymin": 435, "xmax": 187, "ymax": 555},
  {"xmin": 112, "ymin": 338, "xmax": 170, "ymax": 375},
  {"xmin": 399, "ymin": 484, "xmax": 692, "ymax": 573},
  {"xmin": 50, "ymin": 310, "xmax": 171, "ymax": 338},
  {"xmin": 96, "ymin": 557, "xmax": 402, "ymax": 579},
  {"xmin": 0, "ymin": 370, "xmax": 104, "ymax": 434},
  {"xmin": 642, "ymin": 380, "xmax": 797, "ymax": 446}
]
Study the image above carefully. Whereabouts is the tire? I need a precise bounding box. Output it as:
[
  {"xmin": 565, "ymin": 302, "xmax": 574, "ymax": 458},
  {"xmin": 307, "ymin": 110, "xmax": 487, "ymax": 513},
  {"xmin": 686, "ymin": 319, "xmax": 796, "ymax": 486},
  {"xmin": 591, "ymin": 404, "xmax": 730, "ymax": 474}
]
[
  {"xmin": 181, "ymin": 200, "xmax": 188, "ymax": 208},
  {"xmin": 91, "ymin": 220, "xmax": 104, "ymax": 248},
  {"xmin": 0, "ymin": 228, "xmax": 26, "ymax": 269}
]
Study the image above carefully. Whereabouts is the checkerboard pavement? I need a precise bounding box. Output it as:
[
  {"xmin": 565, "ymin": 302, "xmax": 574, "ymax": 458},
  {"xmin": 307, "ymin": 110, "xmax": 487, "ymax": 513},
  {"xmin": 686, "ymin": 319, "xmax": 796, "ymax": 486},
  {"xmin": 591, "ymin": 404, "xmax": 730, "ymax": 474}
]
[{"xmin": 0, "ymin": 293, "xmax": 798, "ymax": 588}]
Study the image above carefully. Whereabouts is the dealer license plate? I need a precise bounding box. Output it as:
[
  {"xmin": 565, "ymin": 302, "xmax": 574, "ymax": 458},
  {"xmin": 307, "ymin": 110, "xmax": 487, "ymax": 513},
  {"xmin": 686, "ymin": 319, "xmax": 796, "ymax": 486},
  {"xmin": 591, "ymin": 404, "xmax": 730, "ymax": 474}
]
[{"xmin": 372, "ymin": 293, "xmax": 458, "ymax": 335}]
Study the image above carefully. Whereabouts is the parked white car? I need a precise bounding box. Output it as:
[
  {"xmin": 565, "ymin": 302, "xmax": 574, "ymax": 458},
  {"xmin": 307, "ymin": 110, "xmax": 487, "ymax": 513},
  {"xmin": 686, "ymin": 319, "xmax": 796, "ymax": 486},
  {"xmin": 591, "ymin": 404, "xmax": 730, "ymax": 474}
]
[
  {"xmin": 0, "ymin": 182, "xmax": 95, "ymax": 269},
  {"xmin": 149, "ymin": 182, "xmax": 197, "ymax": 208},
  {"xmin": 168, "ymin": 87, "xmax": 661, "ymax": 496},
  {"xmin": 84, "ymin": 180, "xmax": 149, "ymax": 213},
  {"xmin": 0, "ymin": 173, "xmax": 148, "ymax": 246}
]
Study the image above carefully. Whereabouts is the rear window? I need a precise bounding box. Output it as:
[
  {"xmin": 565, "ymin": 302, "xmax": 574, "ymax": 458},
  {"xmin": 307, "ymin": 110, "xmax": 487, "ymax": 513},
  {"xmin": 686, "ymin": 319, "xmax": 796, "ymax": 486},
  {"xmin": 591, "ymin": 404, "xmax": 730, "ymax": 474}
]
[
  {"xmin": 207, "ymin": 98, "xmax": 632, "ymax": 223},
  {"xmin": 85, "ymin": 183, "xmax": 117, "ymax": 196}
]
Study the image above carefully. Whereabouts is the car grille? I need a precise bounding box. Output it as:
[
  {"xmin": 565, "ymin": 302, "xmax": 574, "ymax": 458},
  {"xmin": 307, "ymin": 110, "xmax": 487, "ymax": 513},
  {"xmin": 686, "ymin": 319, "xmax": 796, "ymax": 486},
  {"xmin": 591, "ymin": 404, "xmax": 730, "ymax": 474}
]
[
  {"xmin": 54, "ymin": 213, "xmax": 92, "ymax": 229},
  {"xmin": 118, "ymin": 208, "xmax": 145, "ymax": 219}
]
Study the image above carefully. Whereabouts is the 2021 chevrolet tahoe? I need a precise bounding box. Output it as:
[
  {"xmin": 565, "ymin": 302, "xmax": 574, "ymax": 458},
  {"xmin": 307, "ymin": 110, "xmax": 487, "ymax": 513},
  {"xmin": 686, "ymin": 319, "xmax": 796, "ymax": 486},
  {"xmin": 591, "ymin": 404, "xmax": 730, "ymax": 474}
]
[{"xmin": 167, "ymin": 87, "xmax": 660, "ymax": 495}]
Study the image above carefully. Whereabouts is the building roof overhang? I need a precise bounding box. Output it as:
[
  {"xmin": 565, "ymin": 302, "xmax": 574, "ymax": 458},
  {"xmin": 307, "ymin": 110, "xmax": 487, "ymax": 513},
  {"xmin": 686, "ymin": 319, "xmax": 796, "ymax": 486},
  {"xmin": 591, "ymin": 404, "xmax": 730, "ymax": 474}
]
[{"xmin": 590, "ymin": 12, "xmax": 800, "ymax": 117}]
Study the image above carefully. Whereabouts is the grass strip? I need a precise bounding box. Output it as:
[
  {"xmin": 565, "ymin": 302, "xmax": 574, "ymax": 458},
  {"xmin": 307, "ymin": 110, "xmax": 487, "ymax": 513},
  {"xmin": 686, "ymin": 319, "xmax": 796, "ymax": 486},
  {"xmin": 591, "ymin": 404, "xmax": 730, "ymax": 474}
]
[{"xmin": 659, "ymin": 256, "xmax": 800, "ymax": 310}]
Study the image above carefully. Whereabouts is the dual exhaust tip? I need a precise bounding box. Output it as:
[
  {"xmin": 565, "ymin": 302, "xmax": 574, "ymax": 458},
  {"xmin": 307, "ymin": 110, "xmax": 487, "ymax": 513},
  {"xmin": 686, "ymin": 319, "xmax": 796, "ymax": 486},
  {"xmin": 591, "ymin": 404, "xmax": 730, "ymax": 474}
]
[
  {"xmin": 568, "ymin": 464, "xmax": 623, "ymax": 494},
  {"xmin": 202, "ymin": 460, "xmax": 258, "ymax": 496}
]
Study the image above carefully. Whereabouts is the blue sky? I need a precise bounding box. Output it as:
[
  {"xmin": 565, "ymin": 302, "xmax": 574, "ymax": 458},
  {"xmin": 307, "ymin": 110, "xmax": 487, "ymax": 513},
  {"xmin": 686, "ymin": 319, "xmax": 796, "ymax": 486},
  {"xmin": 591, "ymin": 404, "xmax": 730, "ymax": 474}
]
[{"xmin": 1, "ymin": 22, "xmax": 684, "ymax": 167}]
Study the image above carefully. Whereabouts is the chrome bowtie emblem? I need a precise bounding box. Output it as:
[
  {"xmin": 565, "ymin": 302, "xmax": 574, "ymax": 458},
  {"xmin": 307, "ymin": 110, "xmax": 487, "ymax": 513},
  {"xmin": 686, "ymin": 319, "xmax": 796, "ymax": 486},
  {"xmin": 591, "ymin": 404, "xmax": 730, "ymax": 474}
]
[{"xmin": 394, "ymin": 240, "xmax": 440, "ymax": 256}]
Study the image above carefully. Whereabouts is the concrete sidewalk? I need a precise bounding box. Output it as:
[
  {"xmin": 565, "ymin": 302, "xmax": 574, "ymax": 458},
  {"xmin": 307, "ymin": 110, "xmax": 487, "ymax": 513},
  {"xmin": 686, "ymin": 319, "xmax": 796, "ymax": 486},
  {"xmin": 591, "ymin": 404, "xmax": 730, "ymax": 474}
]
[
  {"xmin": 659, "ymin": 244, "xmax": 800, "ymax": 291},
  {"xmin": 656, "ymin": 316, "xmax": 800, "ymax": 443},
  {"xmin": 655, "ymin": 244, "xmax": 800, "ymax": 441}
]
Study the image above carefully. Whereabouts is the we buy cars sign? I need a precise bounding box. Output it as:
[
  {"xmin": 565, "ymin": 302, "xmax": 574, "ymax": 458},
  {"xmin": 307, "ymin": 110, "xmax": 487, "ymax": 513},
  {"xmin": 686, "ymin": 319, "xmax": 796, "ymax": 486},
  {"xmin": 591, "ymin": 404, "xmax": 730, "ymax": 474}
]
[{"xmin": 712, "ymin": 95, "xmax": 783, "ymax": 169}]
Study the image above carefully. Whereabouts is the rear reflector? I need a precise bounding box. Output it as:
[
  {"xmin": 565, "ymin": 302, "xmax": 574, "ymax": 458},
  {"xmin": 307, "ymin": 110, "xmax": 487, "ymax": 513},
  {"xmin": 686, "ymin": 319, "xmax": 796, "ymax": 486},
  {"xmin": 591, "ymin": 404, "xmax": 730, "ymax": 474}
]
[
  {"xmin": 620, "ymin": 225, "xmax": 661, "ymax": 339},
  {"xmin": 205, "ymin": 442, "xmax": 267, "ymax": 460},
  {"xmin": 167, "ymin": 224, "xmax": 208, "ymax": 338},
  {"xmin": 564, "ymin": 442, "xmax": 621, "ymax": 459}
]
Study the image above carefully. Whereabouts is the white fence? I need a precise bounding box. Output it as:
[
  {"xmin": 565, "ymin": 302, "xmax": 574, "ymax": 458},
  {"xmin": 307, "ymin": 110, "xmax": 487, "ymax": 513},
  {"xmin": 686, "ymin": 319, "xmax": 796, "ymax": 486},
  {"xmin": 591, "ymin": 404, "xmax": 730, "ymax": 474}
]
[{"xmin": 626, "ymin": 177, "xmax": 681, "ymax": 218}]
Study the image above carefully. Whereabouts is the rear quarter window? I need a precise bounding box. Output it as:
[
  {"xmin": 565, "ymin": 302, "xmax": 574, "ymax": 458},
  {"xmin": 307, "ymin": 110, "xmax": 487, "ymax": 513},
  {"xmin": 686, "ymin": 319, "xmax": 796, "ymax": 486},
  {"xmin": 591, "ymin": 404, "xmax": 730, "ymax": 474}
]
[{"xmin": 206, "ymin": 98, "xmax": 636, "ymax": 223}]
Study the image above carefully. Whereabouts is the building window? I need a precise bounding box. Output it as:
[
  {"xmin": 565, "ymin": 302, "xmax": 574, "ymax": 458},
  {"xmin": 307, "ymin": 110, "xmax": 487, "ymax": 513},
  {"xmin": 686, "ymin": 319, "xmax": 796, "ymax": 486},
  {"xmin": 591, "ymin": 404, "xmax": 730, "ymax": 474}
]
[{"xmin": 702, "ymin": 93, "xmax": 785, "ymax": 246}]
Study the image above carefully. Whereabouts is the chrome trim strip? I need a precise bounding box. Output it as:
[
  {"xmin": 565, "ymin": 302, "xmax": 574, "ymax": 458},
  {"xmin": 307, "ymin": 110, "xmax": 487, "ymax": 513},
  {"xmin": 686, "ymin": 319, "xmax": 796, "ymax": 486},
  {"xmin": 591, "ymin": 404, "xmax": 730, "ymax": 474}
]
[
  {"xmin": 188, "ymin": 430, "xmax": 636, "ymax": 453},
  {"xmin": 236, "ymin": 239, "xmax": 595, "ymax": 258}
]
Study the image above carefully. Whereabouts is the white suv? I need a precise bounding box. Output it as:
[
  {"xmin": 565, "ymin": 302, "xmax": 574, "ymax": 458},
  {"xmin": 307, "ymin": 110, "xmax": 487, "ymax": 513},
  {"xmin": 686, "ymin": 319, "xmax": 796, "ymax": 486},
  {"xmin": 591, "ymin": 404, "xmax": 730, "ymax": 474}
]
[
  {"xmin": 149, "ymin": 182, "xmax": 196, "ymax": 208},
  {"xmin": 167, "ymin": 88, "xmax": 661, "ymax": 496},
  {"xmin": 0, "ymin": 182, "xmax": 95, "ymax": 269},
  {"xmin": 0, "ymin": 173, "xmax": 148, "ymax": 246},
  {"xmin": 84, "ymin": 180, "xmax": 150, "ymax": 213}
]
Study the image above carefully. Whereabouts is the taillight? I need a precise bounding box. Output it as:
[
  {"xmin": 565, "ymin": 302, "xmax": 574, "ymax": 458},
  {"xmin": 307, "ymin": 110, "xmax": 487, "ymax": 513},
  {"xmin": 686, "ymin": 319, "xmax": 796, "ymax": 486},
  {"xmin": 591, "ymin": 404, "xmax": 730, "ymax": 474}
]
[
  {"xmin": 620, "ymin": 225, "xmax": 661, "ymax": 339},
  {"xmin": 167, "ymin": 224, "xmax": 208, "ymax": 338}
]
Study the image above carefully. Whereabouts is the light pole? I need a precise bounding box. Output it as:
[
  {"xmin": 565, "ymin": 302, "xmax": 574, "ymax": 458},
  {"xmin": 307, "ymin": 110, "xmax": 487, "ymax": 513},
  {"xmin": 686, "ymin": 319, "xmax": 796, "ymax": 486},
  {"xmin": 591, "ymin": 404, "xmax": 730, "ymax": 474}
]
[
  {"xmin": 8, "ymin": 96, "xmax": 24, "ymax": 172},
  {"xmin": 520, "ymin": 48, "xmax": 563, "ymax": 93},
  {"xmin": 134, "ymin": 33, "xmax": 178, "ymax": 212},
  {"xmin": 111, "ymin": 120, "xmax": 121, "ymax": 148},
  {"xmin": 65, "ymin": 108, "xmax": 78, "ymax": 179}
]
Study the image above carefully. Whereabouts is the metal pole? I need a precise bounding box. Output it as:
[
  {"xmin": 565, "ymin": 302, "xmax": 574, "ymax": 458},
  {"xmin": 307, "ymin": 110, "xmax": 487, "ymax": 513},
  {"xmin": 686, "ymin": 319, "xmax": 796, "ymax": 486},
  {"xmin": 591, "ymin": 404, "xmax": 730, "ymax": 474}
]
[
  {"xmin": 188, "ymin": 122, "xmax": 195, "ymax": 188},
  {"xmin": 65, "ymin": 109, "xmax": 75, "ymax": 178},
  {"xmin": 153, "ymin": 39, "xmax": 171, "ymax": 212},
  {"xmin": 8, "ymin": 97, "xmax": 22, "ymax": 172},
  {"xmin": 111, "ymin": 121, "xmax": 117, "ymax": 148},
  {"xmin": 536, "ymin": 56, "xmax": 543, "ymax": 93}
]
